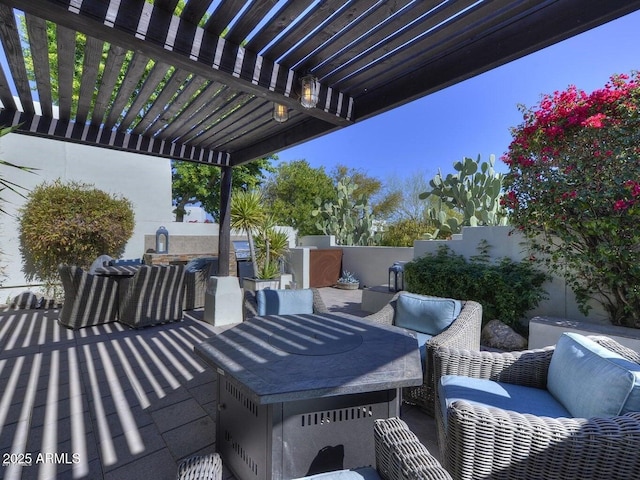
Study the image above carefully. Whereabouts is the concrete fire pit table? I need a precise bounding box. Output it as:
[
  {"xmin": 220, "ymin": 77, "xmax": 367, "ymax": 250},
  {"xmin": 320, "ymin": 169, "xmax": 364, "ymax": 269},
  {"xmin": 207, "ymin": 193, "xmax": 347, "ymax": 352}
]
[{"xmin": 194, "ymin": 312, "xmax": 422, "ymax": 480}]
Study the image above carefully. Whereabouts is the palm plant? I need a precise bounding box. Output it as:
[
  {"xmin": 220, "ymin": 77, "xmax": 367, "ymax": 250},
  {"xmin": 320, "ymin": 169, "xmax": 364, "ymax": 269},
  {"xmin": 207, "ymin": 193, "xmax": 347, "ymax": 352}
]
[{"xmin": 230, "ymin": 189, "xmax": 265, "ymax": 278}]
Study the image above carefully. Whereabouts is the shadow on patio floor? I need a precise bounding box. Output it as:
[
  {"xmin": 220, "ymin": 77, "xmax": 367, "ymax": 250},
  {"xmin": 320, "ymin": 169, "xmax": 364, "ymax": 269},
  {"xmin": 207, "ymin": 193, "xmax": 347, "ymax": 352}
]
[{"xmin": 0, "ymin": 288, "xmax": 437, "ymax": 480}]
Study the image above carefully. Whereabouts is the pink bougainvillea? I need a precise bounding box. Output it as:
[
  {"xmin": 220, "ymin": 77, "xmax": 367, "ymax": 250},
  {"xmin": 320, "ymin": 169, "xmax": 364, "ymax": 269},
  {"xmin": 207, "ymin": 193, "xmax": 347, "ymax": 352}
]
[{"xmin": 502, "ymin": 72, "xmax": 640, "ymax": 327}]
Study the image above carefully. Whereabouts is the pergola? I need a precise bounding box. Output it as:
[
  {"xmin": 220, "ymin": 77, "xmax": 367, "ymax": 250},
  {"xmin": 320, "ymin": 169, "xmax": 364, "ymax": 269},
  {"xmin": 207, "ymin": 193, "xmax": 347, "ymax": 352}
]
[{"xmin": 0, "ymin": 0, "xmax": 638, "ymax": 274}]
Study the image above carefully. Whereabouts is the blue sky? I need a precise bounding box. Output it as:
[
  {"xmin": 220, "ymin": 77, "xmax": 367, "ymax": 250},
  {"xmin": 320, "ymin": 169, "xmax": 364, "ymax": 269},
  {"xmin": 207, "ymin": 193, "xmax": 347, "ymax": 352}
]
[{"xmin": 276, "ymin": 10, "xmax": 640, "ymax": 182}]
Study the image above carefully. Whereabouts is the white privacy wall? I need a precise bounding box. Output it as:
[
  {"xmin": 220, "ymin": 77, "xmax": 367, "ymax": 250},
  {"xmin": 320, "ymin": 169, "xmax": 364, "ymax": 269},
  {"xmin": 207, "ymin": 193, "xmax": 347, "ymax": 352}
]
[{"xmin": 0, "ymin": 133, "xmax": 174, "ymax": 298}]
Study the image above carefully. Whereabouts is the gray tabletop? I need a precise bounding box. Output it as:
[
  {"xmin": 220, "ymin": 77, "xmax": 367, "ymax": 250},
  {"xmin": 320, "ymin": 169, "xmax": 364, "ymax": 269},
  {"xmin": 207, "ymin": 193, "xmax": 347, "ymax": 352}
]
[{"xmin": 194, "ymin": 312, "xmax": 422, "ymax": 404}]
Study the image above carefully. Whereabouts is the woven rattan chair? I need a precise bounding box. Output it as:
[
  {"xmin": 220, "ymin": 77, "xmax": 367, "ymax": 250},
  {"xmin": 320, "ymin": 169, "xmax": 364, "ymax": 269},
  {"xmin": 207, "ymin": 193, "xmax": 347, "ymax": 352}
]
[
  {"xmin": 183, "ymin": 257, "xmax": 218, "ymax": 310},
  {"xmin": 176, "ymin": 453, "xmax": 222, "ymax": 480},
  {"xmin": 364, "ymin": 292, "xmax": 482, "ymax": 416},
  {"xmin": 58, "ymin": 265, "xmax": 119, "ymax": 329},
  {"xmin": 433, "ymin": 336, "xmax": 640, "ymax": 480},
  {"xmin": 244, "ymin": 287, "xmax": 328, "ymax": 320},
  {"xmin": 118, "ymin": 265, "xmax": 186, "ymax": 328},
  {"xmin": 294, "ymin": 417, "xmax": 451, "ymax": 480}
]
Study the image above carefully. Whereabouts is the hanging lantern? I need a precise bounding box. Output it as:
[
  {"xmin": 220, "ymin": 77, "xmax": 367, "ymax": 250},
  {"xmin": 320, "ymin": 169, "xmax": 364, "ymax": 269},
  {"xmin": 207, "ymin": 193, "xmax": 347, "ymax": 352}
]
[
  {"xmin": 388, "ymin": 262, "xmax": 404, "ymax": 292},
  {"xmin": 272, "ymin": 103, "xmax": 289, "ymax": 123},
  {"xmin": 155, "ymin": 226, "xmax": 169, "ymax": 254},
  {"xmin": 300, "ymin": 74, "xmax": 319, "ymax": 108}
]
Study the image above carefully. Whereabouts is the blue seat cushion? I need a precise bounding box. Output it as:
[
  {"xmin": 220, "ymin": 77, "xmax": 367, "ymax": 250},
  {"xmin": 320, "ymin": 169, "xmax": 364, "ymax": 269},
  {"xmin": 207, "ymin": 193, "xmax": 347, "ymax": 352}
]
[
  {"xmin": 257, "ymin": 289, "xmax": 314, "ymax": 316},
  {"xmin": 293, "ymin": 467, "xmax": 380, "ymax": 480},
  {"xmin": 395, "ymin": 293, "xmax": 461, "ymax": 336},
  {"xmin": 439, "ymin": 375, "xmax": 571, "ymax": 430},
  {"xmin": 547, "ymin": 332, "xmax": 640, "ymax": 418},
  {"xmin": 415, "ymin": 332, "xmax": 432, "ymax": 374}
]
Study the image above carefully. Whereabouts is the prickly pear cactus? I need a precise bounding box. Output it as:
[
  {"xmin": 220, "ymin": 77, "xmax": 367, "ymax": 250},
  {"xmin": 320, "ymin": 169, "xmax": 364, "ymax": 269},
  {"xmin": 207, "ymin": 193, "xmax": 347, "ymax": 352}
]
[
  {"xmin": 420, "ymin": 155, "xmax": 508, "ymax": 236},
  {"xmin": 312, "ymin": 177, "xmax": 381, "ymax": 245}
]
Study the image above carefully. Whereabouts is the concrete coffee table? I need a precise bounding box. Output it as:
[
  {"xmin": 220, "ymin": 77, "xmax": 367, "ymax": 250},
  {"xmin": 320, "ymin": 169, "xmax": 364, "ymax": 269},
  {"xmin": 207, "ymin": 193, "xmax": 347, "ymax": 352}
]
[{"xmin": 194, "ymin": 312, "xmax": 422, "ymax": 480}]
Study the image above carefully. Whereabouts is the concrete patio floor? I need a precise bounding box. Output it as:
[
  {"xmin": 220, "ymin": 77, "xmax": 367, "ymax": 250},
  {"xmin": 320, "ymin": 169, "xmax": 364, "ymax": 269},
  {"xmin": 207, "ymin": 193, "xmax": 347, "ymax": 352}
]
[{"xmin": 0, "ymin": 287, "xmax": 438, "ymax": 480}]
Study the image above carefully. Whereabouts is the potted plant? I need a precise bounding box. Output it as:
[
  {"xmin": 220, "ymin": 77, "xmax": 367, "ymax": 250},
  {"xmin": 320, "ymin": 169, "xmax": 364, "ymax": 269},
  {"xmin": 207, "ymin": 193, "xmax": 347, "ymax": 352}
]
[
  {"xmin": 231, "ymin": 190, "xmax": 289, "ymax": 291},
  {"xmin": 336, "ymin": 270, "xmax": 360, "ymax": 290}
]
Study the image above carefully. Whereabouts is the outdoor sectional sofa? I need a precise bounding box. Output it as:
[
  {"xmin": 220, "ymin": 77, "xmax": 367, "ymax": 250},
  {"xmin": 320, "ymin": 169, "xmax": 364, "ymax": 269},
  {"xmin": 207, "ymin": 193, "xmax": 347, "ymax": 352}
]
[{"xmin": 435, "ymin": 333, "xmax": 640, "ymax": 480}]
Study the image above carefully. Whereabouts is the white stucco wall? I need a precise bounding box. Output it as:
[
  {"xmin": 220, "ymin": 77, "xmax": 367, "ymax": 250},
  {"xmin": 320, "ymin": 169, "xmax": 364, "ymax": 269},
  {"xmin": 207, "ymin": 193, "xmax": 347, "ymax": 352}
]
[{"xmin": 0, "ymin": 133, "xmax": 173, "ymax": 299}]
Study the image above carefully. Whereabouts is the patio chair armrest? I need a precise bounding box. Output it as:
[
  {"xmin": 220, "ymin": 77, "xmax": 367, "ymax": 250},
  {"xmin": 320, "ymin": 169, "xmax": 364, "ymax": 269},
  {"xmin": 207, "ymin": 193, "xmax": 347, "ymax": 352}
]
[
  {"xmin": 364, "ymin": 292, "xmax": 402, "ymax": 326},
  {"xmin": 311, "ymin": 288, "xmax": 329, "ymax": 314},
  {"xmin": 374, "ymin": 417, "xmax": 452, "ymax": 480},
  {"xmin": 443, "ymin": 403, "xmax": 640, "ymax": 480},
  {"xmin": 434, "ymin": 345, "xmax": 555, "ymax": 389},
  {"xmin": 244, "ymin": 290, "xmax": 258, "ymax": 319},
  {"xmin": 428, "ymin": 300, "xmax": 482, "ymax": 351}
]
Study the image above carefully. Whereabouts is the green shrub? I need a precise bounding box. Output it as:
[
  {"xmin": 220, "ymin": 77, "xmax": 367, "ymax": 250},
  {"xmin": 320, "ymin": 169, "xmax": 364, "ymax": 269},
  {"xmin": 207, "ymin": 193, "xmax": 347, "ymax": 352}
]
[
  {"xmin": 404, "ymin": 242, "xmax": 549, "ymax": 331},
  {"xmin": 18, "ymin": 180, "xmax": 135, "ymax": 284}
]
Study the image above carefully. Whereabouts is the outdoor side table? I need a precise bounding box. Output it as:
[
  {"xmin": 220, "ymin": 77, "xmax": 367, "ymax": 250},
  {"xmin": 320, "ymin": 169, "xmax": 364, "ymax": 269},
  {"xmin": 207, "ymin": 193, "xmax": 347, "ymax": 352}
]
[{"xmin": 194, "ymin": 312, "xmax": 422, "ymax": 480}]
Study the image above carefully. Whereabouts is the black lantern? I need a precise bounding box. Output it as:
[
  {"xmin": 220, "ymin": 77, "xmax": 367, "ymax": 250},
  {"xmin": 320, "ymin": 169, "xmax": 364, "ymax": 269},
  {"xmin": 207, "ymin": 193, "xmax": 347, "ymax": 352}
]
[
  {"xmin": 388, "ymin": 262, "xmax": 404, "ymax": 292},
  {"xmin": 155, "ymin": 226, "xmax": 169, "ymax": 254}
]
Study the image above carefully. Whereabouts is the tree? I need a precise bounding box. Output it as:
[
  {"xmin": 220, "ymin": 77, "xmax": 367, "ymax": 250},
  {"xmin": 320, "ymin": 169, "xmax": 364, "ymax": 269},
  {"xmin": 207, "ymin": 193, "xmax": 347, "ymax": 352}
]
[
  {"xmin": 262, "ymin": 160, "xmax": 335, "ymax": 236},
  {"xmin": 502, "ymin": 72, "xmax": 640, "ymax": 327},
  {"xmin": 172, "ymin": 157, "xmax": 274, "ymax": 221},
  {"xmin": 18, "ymin": 180, "xmax": 134, "ymax": 285},
  {"xmin": 331, "ymin": 164, "xmax": 401, "ymax": 219},
  {"xmin": 230, "ymin": 189, "xmax": 264, "ymax": 278}
]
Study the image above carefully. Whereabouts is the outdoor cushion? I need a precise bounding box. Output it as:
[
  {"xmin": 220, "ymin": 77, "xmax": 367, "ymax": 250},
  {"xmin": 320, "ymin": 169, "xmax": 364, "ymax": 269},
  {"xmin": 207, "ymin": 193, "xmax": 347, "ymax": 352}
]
[
  {"xmin": 257, "ymin": 288, "xmax": 315, "ymax": 316},
  {"xmin": 109, "ymin": 258, "xmax": 142, "ymax": 266},
  {"xmin": 547, "ymin": 332, "xmax": 640, "ymax": 418},
  {"xmin": 394, "ymin": 293, "xmax": 461, "ymax": 336},
  {"xmin": 185, "ymin": 256, "xmax": 218, "ymax": 273},
  {"xmin": 293, "ymin": 467, "xmax": 380, "ymax": 480},
  {"xmin": 439, "ymin": 375, "xmax": 571, "ymax": 430},
  {"xmin": 415, "ymin": 332, "xmax": 432, "ymax": 374}
]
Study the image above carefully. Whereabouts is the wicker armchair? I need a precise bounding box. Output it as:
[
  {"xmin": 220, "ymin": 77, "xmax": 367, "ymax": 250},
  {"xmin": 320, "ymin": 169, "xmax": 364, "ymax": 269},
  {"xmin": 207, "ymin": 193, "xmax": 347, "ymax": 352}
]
[
  {"xmin": 58, "ymin": 265, "xmax": 119, "ymax": 329},
  {"xmin": 183, "ymin": 257, "xmax": 218, "ymax": 310},
  {"xmin": 364, "ymin": 292, "xmax": 482, "ymax": 415},
  {"xmin": 118, "ymin": 265, "xmax": 186, "ymax": 328},
  {"xmin": 433, "ymin": 336, "xmax": 640, "ymax": 480},
  {"xmin": 244, "ymin": 287, "xmax": 328, "ymax": 320},
  {"xmin": 294, "ymin": 417, "xmax": 451, "ymax": 480}
]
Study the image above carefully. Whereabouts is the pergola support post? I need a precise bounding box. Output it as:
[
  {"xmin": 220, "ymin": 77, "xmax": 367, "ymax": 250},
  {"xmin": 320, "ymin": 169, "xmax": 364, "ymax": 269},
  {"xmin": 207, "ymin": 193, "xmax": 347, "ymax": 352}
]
[{"xmin": 218, "ymin": 165, "xmax": 232, "ymax": 276}]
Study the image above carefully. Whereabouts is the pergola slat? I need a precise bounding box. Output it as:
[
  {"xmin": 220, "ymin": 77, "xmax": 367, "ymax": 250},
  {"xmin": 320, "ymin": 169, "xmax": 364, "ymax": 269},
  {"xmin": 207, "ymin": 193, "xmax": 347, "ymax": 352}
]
[
  {"xmin": 244, "ymin": 0, "xmax": 316, "ymax": 54},
  {"xmin": 310, "ymin": 0, "xmax": 482, "ymax": 85},
  {"xmin": 0, "ymin": 109, "xmax": 230, "ymax": 166},
  {"xmin": 202, "ymin": 0, "xmax": 246, "ymax": 37},
  {"xmin": 91, "ymin": 44, "xmax": 127, "ymax": 126},
  {"xmin": 224, "ymin": 0, "xmax": 278, "ymax": 46},
  {"xmin": 56, "ymin": 24, "xmax": 75, "ymax": 122},
  {"xmin": 0, "ymin": 62, "xmax": 17, "ymax": 110},
  {"xmin": 151, "ymin": 81, "xmax": 224, "ymax": 139},
  {"xmin": 0, "ymin": 4, "xmax": 34, "ymax": 114},
  {"xmin": 25, "ymin": 14, "xmax": 53, "ymax": 117},
  {"xmin": 118, "ymin": 61, "xmax": 172, "ymax": 131},
  {"xmin": 278, "ymin": 0, "xmax": 383, "ymax": 70},
  {"xmin": 182, "ymin": 92, "xmax": 255, "ymax": 145},
  {"xmin": 168, "ymin": 86, "xmax": 241, "ymax": 142},
  {"xmin": 145, "ymin": 75, "xmax": 210, "ymax": 137},
  {"xmin": 285, "ymin": 0, "xmax": 413, "ymax": 75},
  {"xmin": 103, "ymin": 52, "xmax": 151, "ymax": 130},
  {"xmin": 75, "ymin": 36, "xmax": 103, "ymax": 125},
  {"xmin": 344, "ymin": 0, "xmax": 539, "ymax": 96},
  {"xmin": 132, "ymin": 68, "xmax": 191, "ymax": 136},
  {"xmin": 262, "ymin": 0, "xmax": 362, "ymax": 63}
]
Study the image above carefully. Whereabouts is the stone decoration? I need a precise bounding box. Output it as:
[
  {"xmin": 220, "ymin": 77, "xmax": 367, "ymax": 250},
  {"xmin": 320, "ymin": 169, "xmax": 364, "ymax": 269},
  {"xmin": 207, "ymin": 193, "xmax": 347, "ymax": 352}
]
[{"xmin": 481, "ymin": 319, "xmax": 527, "ymax": 351}]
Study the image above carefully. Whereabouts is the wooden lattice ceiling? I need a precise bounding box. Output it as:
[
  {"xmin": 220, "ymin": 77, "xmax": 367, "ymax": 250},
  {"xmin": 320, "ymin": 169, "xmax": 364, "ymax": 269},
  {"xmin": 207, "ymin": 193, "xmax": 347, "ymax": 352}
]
[{"xmin": 0, "ymin": 0, "xmax": 638, "ymax": 167}]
